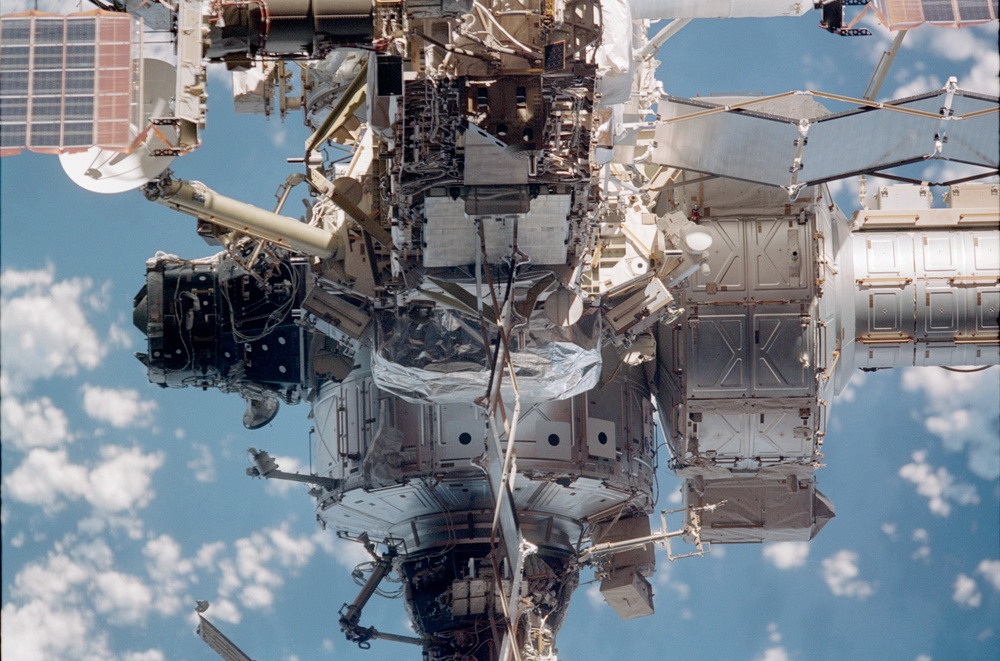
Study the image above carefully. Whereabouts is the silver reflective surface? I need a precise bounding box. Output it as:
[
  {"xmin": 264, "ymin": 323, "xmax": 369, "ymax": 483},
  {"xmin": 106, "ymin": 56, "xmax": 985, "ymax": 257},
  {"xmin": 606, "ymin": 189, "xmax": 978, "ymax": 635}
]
[{"xmin": 652, "ymin": 88, "xmax": 1000, "ymax": 194}]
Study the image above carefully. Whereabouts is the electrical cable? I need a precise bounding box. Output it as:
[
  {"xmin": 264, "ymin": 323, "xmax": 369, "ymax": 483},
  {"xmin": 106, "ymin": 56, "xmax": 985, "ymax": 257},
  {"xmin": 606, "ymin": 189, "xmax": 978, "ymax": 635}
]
[{"xmin": 941, "ymin": 365, "xmax": 992, "ymax": 373}]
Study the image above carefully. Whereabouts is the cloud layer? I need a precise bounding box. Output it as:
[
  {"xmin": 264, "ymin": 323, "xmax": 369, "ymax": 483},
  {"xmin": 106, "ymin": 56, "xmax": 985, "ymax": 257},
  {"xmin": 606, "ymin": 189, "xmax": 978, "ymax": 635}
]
[
  {"xmin": 902, "ymin": 368, "xmax": 1000, "ymax": 481},
  {"xmin": 898, "ymin": 450, "xmax": 981, "ymax": 517},
  {"xmin": 821, "ymin": 550, "xmax": 874, "ymax": 600},
  {"xmin": 1, "ymin": 266, "xmax": 109, "ymax": 394},
  {"xmin": 762, "ymin": 542, "xmax": 810, "ymax": 570}
]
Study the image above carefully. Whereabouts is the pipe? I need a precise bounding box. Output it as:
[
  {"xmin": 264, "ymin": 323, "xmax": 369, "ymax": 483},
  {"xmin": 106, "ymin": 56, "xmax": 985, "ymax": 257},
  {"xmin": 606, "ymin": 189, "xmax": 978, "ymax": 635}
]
[
  {"xmin": 636, "ymin": 18, "xmax": 691, "ymax": 60},
  {"xmin": 148, "ymin": 176, "xmax": 341, "ymax": 259}
]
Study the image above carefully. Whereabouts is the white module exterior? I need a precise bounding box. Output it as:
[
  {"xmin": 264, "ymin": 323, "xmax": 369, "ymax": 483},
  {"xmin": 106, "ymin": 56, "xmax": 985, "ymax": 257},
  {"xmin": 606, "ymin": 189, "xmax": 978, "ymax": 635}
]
[
  {"xmin": 629, "ymin": 0, "xmax": 810, "ymax": 19},
  {"xmin": 311, "ymin": 350, "xmax": 657, "ymax": 554},
  {"xmin": 654, "ymin": 185, "xmax": 840, "ymax": 543},
  {"xmin": 850, "ymin": 213, "xmax": 1000, "ymax": 369},
  {"xmin": 654, "ymin": 182, "xmax": 998, "ymax": 544}
]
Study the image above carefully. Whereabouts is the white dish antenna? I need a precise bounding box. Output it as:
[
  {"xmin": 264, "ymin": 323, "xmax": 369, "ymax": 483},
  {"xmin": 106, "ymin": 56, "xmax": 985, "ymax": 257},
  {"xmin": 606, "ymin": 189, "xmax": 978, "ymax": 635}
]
[{"xmin": 60, "ymin": 58, "xmax": 178, "ymax": 194}]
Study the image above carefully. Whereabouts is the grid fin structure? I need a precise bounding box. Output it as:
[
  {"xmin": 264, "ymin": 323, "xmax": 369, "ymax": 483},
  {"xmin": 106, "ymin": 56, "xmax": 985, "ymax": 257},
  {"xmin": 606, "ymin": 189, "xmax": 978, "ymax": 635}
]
[
  {"xmin": 0, "ymin": 11, "xmax": 140, "ymax": 156},
  {"xmin": 871, "ymin": 0, "xmax": 999, "ymax": 28}
]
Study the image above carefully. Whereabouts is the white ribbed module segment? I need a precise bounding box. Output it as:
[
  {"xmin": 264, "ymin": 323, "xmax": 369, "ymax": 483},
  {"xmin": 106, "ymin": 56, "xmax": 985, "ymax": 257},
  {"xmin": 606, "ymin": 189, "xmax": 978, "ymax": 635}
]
[{"xmin": 850, "ymin": 186, "xmax": 1000, "ymax": 369}]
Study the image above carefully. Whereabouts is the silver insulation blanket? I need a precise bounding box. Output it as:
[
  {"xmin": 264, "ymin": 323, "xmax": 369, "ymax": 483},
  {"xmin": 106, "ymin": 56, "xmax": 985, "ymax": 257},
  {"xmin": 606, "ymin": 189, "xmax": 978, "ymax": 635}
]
[{"xmin": 372, "ymin": 308, "xmax": 602, "ymax": 404}]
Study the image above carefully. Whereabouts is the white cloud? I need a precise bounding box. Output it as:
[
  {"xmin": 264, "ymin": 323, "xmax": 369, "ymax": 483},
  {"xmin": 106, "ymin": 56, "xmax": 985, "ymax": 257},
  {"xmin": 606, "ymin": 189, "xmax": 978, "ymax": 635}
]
[
  {"xmin": 3, "ymin": 445, "xmax": 165, "ymax": 514},
  {"xmin": 0, "ymin": 266, "xmax": 57, "ymax": 290},
  {"xmin": 122, "ymin": 651, "xmax": 166, "ymax": 661},
  {"xmin": 861, "ymin": 13, "xmax": 895, "ymax": 65},
  {"xmin": 11, "ymin": 551, "xmax": 91, "ymax": 604},
  {"xmin": 757, "ymin": 648, "xmax": 790, "ymax": 661},
  {"xmin": 1, "ymin": 395, "xmax": 72, "ymax": 450},
  {"xmin": 898, "ymin": 450, "xmax": 980, "ymax": 516},
  {"xmin": 921, "ymin": 161, "xmax": 1000, "ymax": 187},
  {"xmin": 271, "ymin": 126, "xmax": 288, "ymax": 148},
  {"xmin": 195, "ymin": 541, "xmax": 227, "ymax": 569},
  {"xmin": 144, "ymin": 534, "xmax": 195, "ymax": 617},
  {"xmin": 81, "ymin": 384, "xmax": 157, "ymax": 428},
  {"xmin": 976, "ymin": 559, "xmax": 1000, "ymax": 592},
  {"xmin": 87, "ymin": 279, "xmax": 113, "ymax": 312},
  {"xmin": 2, "ymin": 539, "xmax": 119, "ymax": 661},
  {"xmin": 902, "ymin": 368, "xmax": 1000, "ymax": 481},
  {"xmin": 218, "ymin": 558, "xmax": 242, "ymax": 598},
  {"xmin": 911, "ymin": 528, "xmax": 931, "ymax": 562},
  {"xmin": 915, "ymin": 656, "xmax": 931, "ymax": 661},
  {"xmin": 77, "ymin": 513, "xmax": 146, "ymax": 541},
  {"xmin": 585, "ymin": 582, "xmax": 605, "ymax": 608},
  {"xmin": 0, "ymin": 532, "xmax": 181, "ymax": 661},
  {"xmin": 762, "ymin": 542, "xmax": 810, "ymax": 570},
  {"xmin": 269, "ymin": 525, "xmax": 316, "ymax": 569},
  {"xmin": 962, "ymin": 48, "xmax": 1000, "ymax": 97},
  {"xmin": 3, "ymin": 449, "xmax": 90, "ymax": 512},
  {"xmin": 188, "ymin": 443, "xmax": 217, "ymax": 482},
  {"xmin": 756, "ymin": 624, "xmax": 791, "ymax": 661},
  {"xmin": 668, "ymin": 580, "xmax": 690, "ymax": 601},
  {"xmin": 206, "ymin": 598, "xmax": 243, "ymax": 625},
  {"xmin": 313, "ymin": 530, "xmax": 373, "ymax": 572},
  {"xmin": 235, "ymin": 535, "xmax": 283, "ymax": 589},
  {"xmin": 190, "ymin": 525, "xmax": 320, "ymax": 618},
  {"xmin": 74, "ymin": 538, "xmax": 115, "ymax": 570},
  {"xmin": 0, "ymin": 600, "xmax": 109, "ymax": 661},
  {"xmin": 953, "ymin": 573, "xmax": 982, "ymax": 608},
  {"xmin": 891, "ymin": 73, "xmax": 943, "ymax": 99},
  {"xmin": 880, "ymin": 523, "xmax": 897, "ymax": 540},
  {"xmin": 241, "ymin": 584, "xmax": 275, "ymax": 609},
  {"xmin": 888, "ymin": 23, "xmax": 1000, "ymax": 98},
  {"xmin": 87, "ymin": 445, "xmax": 166, "ymax": 511},
  {"xmin": 654, "ymin": 559, "xmax": 673, "ymax": 587},
  {"xmin": 0, "ymin": 266, "xmax": 109, "ymax": 394},
  {"xmin": 92, "ymin": 571, "xmax": 155, "ymax": 625},
  {"xmin": 821, "ymin": 550, "xmax": 874, "ymax": 600}
]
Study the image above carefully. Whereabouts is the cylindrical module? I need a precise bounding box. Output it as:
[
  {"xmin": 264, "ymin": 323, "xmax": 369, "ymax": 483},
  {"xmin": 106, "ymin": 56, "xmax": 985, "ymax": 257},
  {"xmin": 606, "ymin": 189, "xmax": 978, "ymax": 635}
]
[
  {"xmin": 851, "ymin": 226, "xmax": 1000, "ymax": 368},
  {"xmin": 628, "ymin": 0, "xmax": 810, "ymax": 20}
]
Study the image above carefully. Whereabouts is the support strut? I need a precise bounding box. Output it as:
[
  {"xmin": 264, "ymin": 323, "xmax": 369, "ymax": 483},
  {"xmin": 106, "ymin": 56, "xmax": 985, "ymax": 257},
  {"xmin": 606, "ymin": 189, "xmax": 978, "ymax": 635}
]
[{"xmin": 338, "ymin": 536, "xmax": 423, "ymax": 650}]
